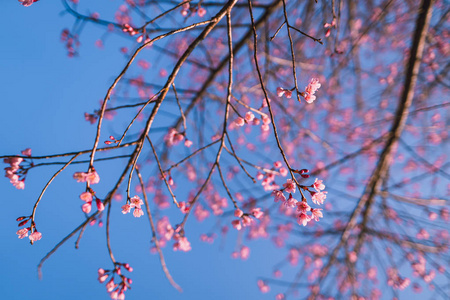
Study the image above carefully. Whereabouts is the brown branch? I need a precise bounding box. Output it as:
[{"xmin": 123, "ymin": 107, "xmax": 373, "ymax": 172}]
[{"xmin": 135, "ymin": 168, "xmax": 182, "ymax": 292}]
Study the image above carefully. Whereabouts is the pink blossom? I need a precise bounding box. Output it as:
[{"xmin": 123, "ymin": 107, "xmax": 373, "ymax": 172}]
[
  {"xmin": 305, "ymin": 78, "xmax": 321, "ymax": 95},
  {"xmin": 245, "ymin": 111, "xmax": 255, "ymax": 122},
  {"xmin": 283, "ymin": 179, "xmax": 296, "ymax": 194},
  {"xmin": 14, "ymin": 180, "xmax": 25, "ymax": 190},
  {"xmin": 184, "ymin": 139, "xmax": 193, "ymax": 148},
  {"xmin": 82, "ymin": 202, "xmax": 92, "ymax": 214},
  {"xmin": 313, "ymin": 178, "xmax": 325, "ymax": 191},
  {"xmin": 272, "ymin": 190, "xmax": 286, "ymax": 202},
  {"xmin": 310, "ymin": 208, "xmax": 323, "ymax": 221},
  {"xmin": 179, "ymin": 202, "xmax": 190, "ymax": 214},
  {"xmin": 84, "ymin": 113, "xmax": 98, "ymax": 124},
  {"xmin": 16, "ymin": 228, "xmax": 29, "ymax": 239},
  {"xmin": 242, "ymin": 215, "xmax": 253, "ymax": 227},
  {"xmin": 80, "ymin": 192, "xmax": 92, "ymax": 202},
  {"xmin": 173, "ymin": 235, "xmax": 191, "ymax": 252},
  {"xmin": 234, "ymin": 208, "xmax": 243, "ymax": 218},
  {"xmin": 121, "ymin": 204, "xmax": 131, "ymax": 214},
  {"xmin": 234, "ymin": 117, "xmax": 245, "ymax": 127},
  {"xmin": 133, "ymin": 207, "xmax": 144, "ymax": 218},
  {"xmin": 257, "ymin": 280, "xmax": 270, "ymax": 293},
  {"xmin": 297, "ymin": 213, "xmax": 310, "ymax": 226},
  {"xmin": 106, "ymin": 279, "xmax": 117, "ymax": 292},
  {"xmin": 19, "ymin": 0, "xmax": 39, "ymax": 7},
  {"xmin": 240, "ymin": 245, "xmax": 250, "ymax": 260},
  {"xmin": 86, "ymin": 170, "xmax": 100, "ymax": 184},
  {"xmin": 29, "ymin": 231, "xmax": 42, "ymax": 242},
  {"xmin": 197, "ymin": 6, "xmax": 206, "ymax": 17},
  {"xmin": 96, "ymin": 198, "xmax": 105, "ymax": 212},
  {"xmin": 251, "ymin": 208, "xmax": 264, "ymax": 219},
  {"xmin": 276, "ymin": 87, "xmax": 292, "ymax": 99},
  {"xmin": 304, "ymin": 93, "xmax": 316, "ymax": 103},
  {"xmin": 21, "ymin": 148, "xmax": 32, "ymax": 156},
  {"xmin": 297, "ymin": 201, "xmax": 311, "ymax": 214},
  {"xmin": 285, "ymin": 194, "xmax": 298, "ymax": 208},
  {"xmin": 311, "ymin": 191, "xmax": 327, "ymax": 205},
  {"xmin": 130, "ymin": 196, "xmax": 144, "ymax": 208},
  {"xmin": 232, "ymin": 219, "xmax": 242, "ymax": 230}
]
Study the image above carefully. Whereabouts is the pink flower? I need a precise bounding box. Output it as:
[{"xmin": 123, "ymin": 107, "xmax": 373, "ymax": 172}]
[
  {"xmin": 98, "ymin": 269, "xmax": 109, "ymax": 283},
  {"xmin": 82, "ymin": 202, "xmax": 92, "ymax": 214},
  {"xmin": 297, "ymin": 213, "xmax": 310, "ymax": 226},
  {"xmin": 86, "ymin": 170, "xmax": 100, "ymax": 184},
  {"xmin": 16, "ymin": 228, "xmax": 29, "ymax": 239},
  {"xmin": 304, "ymin": 93, "xmax": 316, "ymax": 103},
  {"xmin": 245, "ymin": 111, "xmax": 255, "ymax": 122},
  {"xmin": 242, "ymin": 215, "xmax": 253, "ymax": 226},
  {"xmin": 304, "ymin": 78, "xmax": 321, "ymax": 103},
  {"xmin": 311, "ymin": 191, "xmax": 327, "ymax": 205},
  {"xmin": 96, "ymin": 198, "xmax": 105, "ymax": 212},
  {"xmin": 305, "ymin": 78, "xmax": 321, "ymax": 95},
  {"xmin": 184, "ymin": 139, "xmax": 193, "ymax": 148},
  {"xmin": 271, "ymin": 190, "xmax": 286, "ymax": 202},
  {"xmin": 173, "ymin": 235, "xmax": 191, "ymax": 252},
  {"xmin": 179, "ymin": 202, "xmax": 190, "ymax": 213},
  {"xmin": 13, "ymin": 180, "xmax": 25, "ymax": 190},
  {"xmin": 133, "ymin": 207, "xmax": 144, "ymax": 218},
  {"xmin": 234, "ymin": 208, "xmax": 244, "ymax": 218},
  {"xmin": 21, "ymin": 148, "xmax": 32, "ymax": 156},
  {"xmin": 234, "ymin": 117, "xmax": 245, "ymax": 127},
  {"xmin": 130, "ymin": 196, "xmax": 143, "ymax": 208},
  {"xmin": 313, "ymin": 178, "xmax": 325, "ymax": 191},
  {"xmin": 276, "ymin": 87, "xmax": 292, "ymax": 98},
  {"xmin": 73, "ymin": 172, "xmax": 87, "ymax": 183},
  {"xmin": 251, "ymin": 208, "xmax": 264, "ymax": 219},
  {"xmin": 285, "ymin": 194, "xmax": 298, "ymax": 208},
  {"xmin": 297, "ymin": 201, "xmax": 311, "ymax": 214},
  {"xmin": 197, "ymin": 6, "xmax": 206, "ymax": 17},
  {"xmin": 283, "ymin": 179, "xmax": 296, "ymax": 194},
  {"xmin": 257, "ymin": 280, "xmax": 270, "ymax": 293},
  {"xmin": 84, "ymin": 113, "xmax": 98, "ymax": 124},
  {"xmin": 240, "ymin": 245, "xmax": 250, "ymax": 260},
  {"xmin": 80, "ymin": 192, "xmax": 92, "ymax": 202},
  {"xmin": 29, "ymin": 231, "xmax": 42, "ymax": 242},
  {"xmin": 19, "ymin": 0, "xmax": 39, "ymax": 7},
  {"xmin": 232, "ymin": 219, "xmax": 242, "ymax": 230},
  {"xmin": 121, "ymin": 204, "xmax": 131, "ymax": 214},
  {"xmin": 310, "ymin": 208, "xmax": 323, "ymax": 221}
]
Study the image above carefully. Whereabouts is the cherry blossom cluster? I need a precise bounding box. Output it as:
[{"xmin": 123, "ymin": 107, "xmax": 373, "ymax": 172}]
[
  {"xmin": 272, "ymin": 174, "xmax": 326, "ymax": 226},
  {"xmin": 232, "ymin": 111, "xmax": 271, "ymax": 132},
  {"xmin": 73, "ymin": 169, "xmax": 100, "ymax": 185},
  {"xmin": 79, "ymin": 188, "xmax": 104, "ymax": 214},
  {"xmin": 60, "ymin": 29, "xmax": 80, "ymax": 57},
  {"xmin": 277, "ymin": 78, "xmax": 321, "ymax": 104},
  {"xmin": 180, "ymin": 3, "xmax": 206, "ymax": 18},
  {"xmin": 231, "ymin": 207, "xmax": 264, "ymax": 231},
  {"xmin": 324, "ymin": 19, "xmax": 337, "ymax": 38},
  {"xmin": 121, "ymin": 195, "xmax": 144, "ymax": 218},
  {"xmin": 153, "ymin": 216, "xmax": 192, "ymax": 252},
  {"xmin": 18, "ymin": 0, "xmax": 39, "ymax": 7},
  {"xmin": 98, "ymin": 263, "xmax": 133, "ymax": 300},
  {"xmin": 105, "ymin": 135, "xmax": 119, "ymax": 145},
  {"xmin": 164, "ymin": 128, "xmax": 192, "ymax": 147},
  {"xmin": 16, "ymin": 216, "xmax": 42, "ymax": 242},
  {"xmin": 303, "ymin": 78, "xmax": 321, "ymax": 103},
  {"xmin": 276, "ymin": 87, "xmax": 293, "ymax": 99},
  {"xmin": 386, "ymin": 268, "xmax": 411, "ymax": 290},
  {"xmin": 4, "ymin": 148, "xmax": 32, "ymax": 190},
  {"xmin": 255, "ymin": 161, "xmax": 290, "ymax": 192}
]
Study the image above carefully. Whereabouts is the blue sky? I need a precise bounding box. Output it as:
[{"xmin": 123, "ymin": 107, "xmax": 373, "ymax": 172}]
[{"xmin": 1, "ymin": 1, "xmax": 447, "ymax": 300}]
